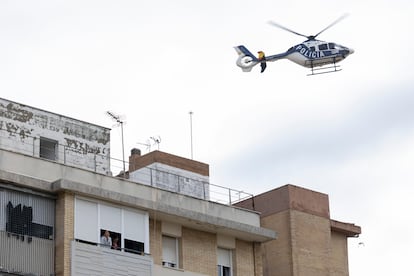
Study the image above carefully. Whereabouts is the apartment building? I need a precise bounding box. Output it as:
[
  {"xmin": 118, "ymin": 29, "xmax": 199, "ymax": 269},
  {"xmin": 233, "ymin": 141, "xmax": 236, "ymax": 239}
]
[
  {"xmin": 0, "ymin": 97, "xmax": 275, "ymax": 276},
  {"xmin": 0, "ymin": 97, "xmax": 360, "ymax": 276}
]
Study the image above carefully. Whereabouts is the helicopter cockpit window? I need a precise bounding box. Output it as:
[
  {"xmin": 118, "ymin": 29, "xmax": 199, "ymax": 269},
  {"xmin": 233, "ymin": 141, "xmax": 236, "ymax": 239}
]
[
  {"xmin": 328, "ymin": 43, "xmax": 336, "ymax": 49},
  {"xmin": 310, "ymin": 46, "xmax": 315, "ymax": 51},
  {"xmin": 318, "ymin": 44, "xmax": 328, "ymax": 51}
]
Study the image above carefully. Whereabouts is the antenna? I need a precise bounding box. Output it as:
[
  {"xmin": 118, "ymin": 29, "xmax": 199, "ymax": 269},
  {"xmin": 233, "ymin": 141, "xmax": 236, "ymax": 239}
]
[
  {"xmin": 150, "ymin": 136, "xmax": 161, "ymax": 150},
  {"xmin": 137, "ymin": 140, "xmax": 151, "ymax": 152},
  {"xmin": 189, "ymin": 111, "xmax": 193, "ymax": 159},
  {"xmin": 106, "ymin": 111, "xmax": 126, "ymax": 177}
]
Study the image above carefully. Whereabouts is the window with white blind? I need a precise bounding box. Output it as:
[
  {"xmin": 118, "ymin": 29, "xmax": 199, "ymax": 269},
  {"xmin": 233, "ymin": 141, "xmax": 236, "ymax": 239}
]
[
  {"xmin": 162, "ymin": 235, "xmax": 179, "ymax": 268},
  {"xmin": 74, "ymin": 199, "xmax": 98, "ymax": 242},
  {"xmin": 74, "ymin": 198, "xmax": 149, "ymax": 253},
  {"xmin": 217, "ymin": 248, "xmax": 232, "ymax": 276}
]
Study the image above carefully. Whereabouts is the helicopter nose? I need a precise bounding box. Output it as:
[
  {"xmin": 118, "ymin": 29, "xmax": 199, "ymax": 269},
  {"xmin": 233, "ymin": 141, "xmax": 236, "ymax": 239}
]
[{"xmin": 348, "ymin": 48, "xmax": 354, "ymax": 55}]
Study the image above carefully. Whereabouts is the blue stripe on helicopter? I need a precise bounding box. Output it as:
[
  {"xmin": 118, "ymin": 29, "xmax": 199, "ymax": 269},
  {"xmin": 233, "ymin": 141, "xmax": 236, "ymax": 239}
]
[{"xmin": 236, "ymin": 45, "xmax": 259, "ymax": 61}]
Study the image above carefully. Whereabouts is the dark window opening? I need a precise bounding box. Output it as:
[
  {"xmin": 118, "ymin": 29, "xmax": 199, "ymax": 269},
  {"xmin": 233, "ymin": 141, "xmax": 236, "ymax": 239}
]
[
  {"xmin": 318, "ymin": 44, "xmax": 328, "ymax": 51},
  {"xmin": 218, "ymin": 265, "xmax": 231, "ymax": 276},
  {"xmin": 40, "ymin": 137, "xmax": 58, "ymax": 161},
  {"xmin": 124, "ymin": 239, "xmax": 144, "ymax": 254},
  {"xmin": 310, "ymin": 46, "xmax": 315, "ymax": 51},
  {"xmin": 163, "ymin": 261, "xmax": 177, "ymax": 268},
  {"xmin": 329, "ymin": 43, "xmax": 336, "ymax": 49}
]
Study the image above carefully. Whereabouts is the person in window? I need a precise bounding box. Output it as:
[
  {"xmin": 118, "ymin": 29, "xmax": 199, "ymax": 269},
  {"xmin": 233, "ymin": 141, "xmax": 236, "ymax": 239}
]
[
  {"xmin": 112, "ymin": 237, "xmax": 120, "ymax": 250},
  {"xmin": 101, "ymin": 230, "xmax": 112, "ymax": 247}
]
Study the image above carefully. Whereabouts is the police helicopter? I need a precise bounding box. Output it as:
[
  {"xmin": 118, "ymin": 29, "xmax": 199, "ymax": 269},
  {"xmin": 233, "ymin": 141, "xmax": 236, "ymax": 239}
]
[{"xmin": 234, "ymin": 15, "xmax": 354, "ymax": 75}]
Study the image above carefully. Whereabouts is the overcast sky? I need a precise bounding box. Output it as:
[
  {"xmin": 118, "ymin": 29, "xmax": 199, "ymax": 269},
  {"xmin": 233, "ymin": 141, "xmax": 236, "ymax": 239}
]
[{"xmin": 1, "ymin": 0, "xmax": 413, "ymax": 274}]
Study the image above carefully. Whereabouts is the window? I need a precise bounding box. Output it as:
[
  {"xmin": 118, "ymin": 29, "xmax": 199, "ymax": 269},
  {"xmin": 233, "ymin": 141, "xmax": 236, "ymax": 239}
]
[
  {"xmin": 318, "ymin": 44, "xmax": 328, "ymax": 51},
  {"xmin": 217, "ymin": 248, "xmax": 232, "ymax": 276},
  {"xmin": 162, "ymin": 235, "xmax": 179, "ymax": 268},
  {"xmin": 310, "ymin": 46, "xmax": 315, "ymax": 51},
  {"xmin": 40, "ymin": 137, "xmax": 57, "ymax": 161},
  {"xmin": 124, "ymin": 239, "xmax": 144, "ymax": 254},
  {"xmin": 74, "ymin": 198, "xmax": 149, "ymax": 253},
  {"xmin": 100, "ymin": 229, "xmax": 121, "ymax": 250}
]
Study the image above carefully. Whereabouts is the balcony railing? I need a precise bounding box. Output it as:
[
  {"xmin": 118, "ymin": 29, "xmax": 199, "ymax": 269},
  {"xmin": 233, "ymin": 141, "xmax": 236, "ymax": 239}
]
[
  {"xmin": 0, "ymin": 129, "xmax": 253, "ymax": 206},
  {"xmin": 0, "ymin": 230, "xmax": 54, "ymax": 276},
  {"xmin": 72, "ymin": 240, "xmax": 152, "ymax": 276}
]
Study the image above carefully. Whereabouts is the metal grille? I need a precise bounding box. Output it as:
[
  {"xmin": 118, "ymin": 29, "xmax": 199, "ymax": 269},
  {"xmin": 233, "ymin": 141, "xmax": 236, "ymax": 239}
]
[{"xmin": 0, "ymin": 188, "xmax": 55, "ymax": 276}]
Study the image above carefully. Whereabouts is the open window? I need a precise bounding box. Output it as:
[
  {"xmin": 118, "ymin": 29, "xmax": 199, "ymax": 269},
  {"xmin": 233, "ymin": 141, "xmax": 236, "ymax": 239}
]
[
  {"xmin": 40, "ymin": 137, "xmax": 58, "ymax": 161},
  {"xmin": 100, "ymin": 229, "xmax": 121, "ymax": 250},
  {"xmin": 74, "ymin": 198, "xmax": 149, "ymax": 254}
]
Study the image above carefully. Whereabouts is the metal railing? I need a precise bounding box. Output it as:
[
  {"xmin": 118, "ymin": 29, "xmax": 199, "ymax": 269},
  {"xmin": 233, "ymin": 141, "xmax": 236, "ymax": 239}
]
[{"xmin": 0, "ymin": 128, "xmax": 253, "ymax": 206}]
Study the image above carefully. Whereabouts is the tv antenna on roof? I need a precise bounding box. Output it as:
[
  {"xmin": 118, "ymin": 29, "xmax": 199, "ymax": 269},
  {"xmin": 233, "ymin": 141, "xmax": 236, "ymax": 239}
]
[
  {"xmin": 137, "ymin": 139, "xmax": 151, "ymax": 153},
  {"xmin": 150, "ymin": 136, "xmax": 161, "ymax": 150},
  {"xmin": 106, "ymin": 111, "xmax": 126, "ymax": 176}
]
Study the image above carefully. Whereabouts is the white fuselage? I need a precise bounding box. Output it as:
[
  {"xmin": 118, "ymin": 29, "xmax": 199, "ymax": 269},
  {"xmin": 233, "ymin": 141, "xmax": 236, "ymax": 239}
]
[{"xmin": 285, "ymin": 40, "xmax": 351, "ymax": 68}]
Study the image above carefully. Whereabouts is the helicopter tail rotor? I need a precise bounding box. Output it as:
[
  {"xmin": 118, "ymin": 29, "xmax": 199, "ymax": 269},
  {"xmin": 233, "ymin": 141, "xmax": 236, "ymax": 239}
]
[{"xmin": 234, "ymin": 45, "xmax": 267, "ymax": 73}]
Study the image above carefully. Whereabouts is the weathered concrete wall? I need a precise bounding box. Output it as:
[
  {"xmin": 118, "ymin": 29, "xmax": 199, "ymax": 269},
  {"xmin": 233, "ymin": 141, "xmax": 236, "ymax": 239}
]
[
  {"xmin": 0, "ymin": 149, "xmax": 274, "ymax": 243},
  {"xmin": 0, "ymin": 98, "xmax": 110, "ymax": 174},
  {"xmin": 129, "ymin": 162, "xmax": 209, "ymax": 200}
]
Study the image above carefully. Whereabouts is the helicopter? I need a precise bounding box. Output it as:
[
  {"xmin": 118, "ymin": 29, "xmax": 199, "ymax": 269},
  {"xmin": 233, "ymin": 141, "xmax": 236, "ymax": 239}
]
[{"xmin": 234, "ymin": 15, "xmax": 354, "ymax": 75}]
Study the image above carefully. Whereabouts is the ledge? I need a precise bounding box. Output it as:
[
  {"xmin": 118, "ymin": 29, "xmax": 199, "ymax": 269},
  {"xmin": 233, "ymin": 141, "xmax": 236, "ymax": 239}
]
[{"xmin": 330, "ymin": 219, "xmax": 361, "ymax": 237}]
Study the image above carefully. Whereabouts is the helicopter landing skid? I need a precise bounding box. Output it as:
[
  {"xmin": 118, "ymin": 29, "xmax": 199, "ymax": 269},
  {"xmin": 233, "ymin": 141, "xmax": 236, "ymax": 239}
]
[{"xmin": 307, "ymin": 59, "xmax": 341, "ymax": 76}]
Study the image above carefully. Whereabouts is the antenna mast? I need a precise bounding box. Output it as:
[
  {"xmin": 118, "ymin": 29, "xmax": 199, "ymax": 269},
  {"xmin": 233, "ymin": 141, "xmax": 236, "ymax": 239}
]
[
  {"xmin": 189, "ymin": 111, "xmax": 193, "ymax": 159},
  {"xmin": 106, "ymin": 111, "xmax": 126, "ymax": 177}
]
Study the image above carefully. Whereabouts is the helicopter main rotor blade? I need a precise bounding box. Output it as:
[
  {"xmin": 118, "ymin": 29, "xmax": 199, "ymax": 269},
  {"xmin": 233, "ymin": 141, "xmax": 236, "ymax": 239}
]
[
  {"xmin": 268, "ymin": 21, "xmax": 309, "ymax": 39},
  {"xmin": 314, "ymin": 13, "xmax": 349, "ymax": 38}
]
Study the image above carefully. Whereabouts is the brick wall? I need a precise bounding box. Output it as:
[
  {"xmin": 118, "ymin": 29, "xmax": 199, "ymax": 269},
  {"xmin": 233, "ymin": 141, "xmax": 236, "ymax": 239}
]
[
  {"xmin": 290, "ymin": 210, "xmax": 331, "ymax": 276},
  {"xmin": 330, "ymin": 231, "xmax": 349, "ymax": 276},
  {"xmin": 129, "ymin": 150, "xmax": 209, "ymax": 176},
  {"xmin": 261, "ymin": 210, "xmax": 293, "ymax": 276},
  {"xmin": 253, "ymin": 242, "xmax": 264, "ymax": 276},
  {"xmin": 182, "ymin": 227, "xmax": 216, "ymax": 276},
  {"xmin": 55, "ymin": 192, "xmax": 74, "ymax": 276},
  {"xmin": 234, "ymin": 239, "xmax": 255, "ymax": 276},
  {"xmin": 149, "ymin": 219, "xmax": 162, "ymax": 266}
]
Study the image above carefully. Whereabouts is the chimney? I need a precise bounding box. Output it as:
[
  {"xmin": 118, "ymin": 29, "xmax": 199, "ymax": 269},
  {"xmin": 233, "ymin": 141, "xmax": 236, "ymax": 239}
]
[{"xmin": 128, "ymin": 148, "xmax": 142, "ymax": 172}]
